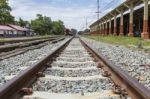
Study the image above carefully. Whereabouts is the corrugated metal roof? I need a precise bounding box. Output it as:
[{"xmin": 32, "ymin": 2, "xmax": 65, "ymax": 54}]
[
  {"xmin": 8, "ymin": 24, "xmax": 28, "ymax": 31},
  {"xmin": 0, "ymin": 25, "xmax": 15, "ymax": 31}
]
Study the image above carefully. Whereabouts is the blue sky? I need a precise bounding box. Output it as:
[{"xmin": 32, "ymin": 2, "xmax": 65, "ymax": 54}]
[{"xmin": 9, "ymin": 0, "xmax": 124, "ymax": 30}]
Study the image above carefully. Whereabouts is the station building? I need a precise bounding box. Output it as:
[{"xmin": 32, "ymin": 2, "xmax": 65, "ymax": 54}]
[
  {"xmin": 90, "ymin": 0, "xmax": 150, "ymax": 39},
  {"xmin": 0, "ymin": 24, "xmax": 33, "ymax": 37}
]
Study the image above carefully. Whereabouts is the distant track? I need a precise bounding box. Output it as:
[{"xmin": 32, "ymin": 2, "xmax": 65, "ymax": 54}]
[
  {"xmin": 0, "ymin": 37, "xmax": 65, "ymax": 60},
  {"xmin": 0, "ymin": 36, "xmax": 60, "ymax": 45}
]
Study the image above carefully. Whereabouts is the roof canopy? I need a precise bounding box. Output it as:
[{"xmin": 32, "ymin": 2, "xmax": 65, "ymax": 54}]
[{"xmin": 90, "ymin": 0, "xmax": 144, "ymax": 28}]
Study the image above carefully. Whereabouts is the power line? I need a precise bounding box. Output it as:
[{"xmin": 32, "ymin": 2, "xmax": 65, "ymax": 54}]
[
  {"xmin": 101, "ymin": 0, "xmax": 117, "ymax": 10},
  {"xmin": 96, "ymin": 0, "xmax": 100, "ymax": 20},
  {"xmin": 96, "ymin": 0, "xmax": 100, "ymax": 33}
]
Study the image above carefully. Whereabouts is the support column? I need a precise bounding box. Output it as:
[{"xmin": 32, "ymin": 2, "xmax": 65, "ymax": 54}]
[
  {"xmin": 142, "ymin": 0, "xmax": 149, "ymax": 39},
  {"xmin": 96, "ymin": 24, "xmax": 98, "ymax": 35},
  {"xmin": 101, "ymin": 23, "xmax": 103, "ymax": 35},
  {"xmin": 105, "ymin": 21, "xmax": 108, "ymax": 35},
  {"xmin": 128, "ymin": 4, "xmax": 134, "ymax": 37},
  {"xmin": 101, "ymin": 24, "xmax": 102, "ymax": 35},
  {"xmin": 94, "ymin": 26, "xmax": 96, "ymax": 35},
  {"xmin": 103, "ymin": 23, "xmax": 105, "ymax": 35},
  {"xmin": 109, "ymin": 19, "xmax": 112, "ymax": 35},
  {"xmin": 114, "ymin": 15, "xmax": 117, "ymax": 35},
  {"xmin": 99, "ymin": 24, "xmax": 101, "ymax": 35},
  {"xmin": 120, "ymin": 11, "xmax": 124, "ymax": 36},
  {"xmin": 101, "ymin": 24, "xmax": 103, "ymax": 35},
  {"xmin": 98, "ymin": 24, "xmax": 99, "ymax": 35},
  {"xmin": 102, "ymin": 23, "xmax": 104, "ymax": 36}
]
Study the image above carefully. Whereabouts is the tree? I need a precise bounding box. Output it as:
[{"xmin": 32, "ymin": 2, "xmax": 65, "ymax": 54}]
[
  {"xmin": 84, "ymin": 29, "xmax": 90, "ymax": 33},
  {"xmin": 17, "ymin": 18, "xmax": 29, "ymax": 27},
  {"xmin": 52, "ymin": 20, "xmax": 65, "ymax": 35},
  {"xmin": 31, "ymin": 14, "xmax": 53, "ymax": 35},
  {"xmin": 78, "ymin": 29, "xmax": 90, "ymax": 35},
  {"xmin": 0, "ymin": 0, "xmax": 14, "ymax": 24},
  {"xmin": 70, "ymin": 28, "xmax": 77, "ymax": 35},
  {"xmin": 78, "ymin": 31, "xmax": 83, "ymax": 35},
  {"xmin": 31, "ymin": 14, "xmax": 65, "ymax": 35}
]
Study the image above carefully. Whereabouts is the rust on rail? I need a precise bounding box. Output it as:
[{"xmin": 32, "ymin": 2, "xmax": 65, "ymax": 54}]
[
  {"xmin": 80, "ymin": 38, "xmax": 150, "ymax": 99},
  {"xmin": 0, "ymin": 37, "xmax": 73, "ymax": 99}
]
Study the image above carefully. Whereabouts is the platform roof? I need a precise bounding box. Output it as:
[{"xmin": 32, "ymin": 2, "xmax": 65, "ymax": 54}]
[{"xmin": 90, "ymin": 0, "xmax": 147, "ymax": 28}]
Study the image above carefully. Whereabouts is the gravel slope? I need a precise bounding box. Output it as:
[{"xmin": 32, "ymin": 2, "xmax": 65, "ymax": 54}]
[{"xmin": 82, "ymin": 37, "xmax": 150, "ymax": 90}]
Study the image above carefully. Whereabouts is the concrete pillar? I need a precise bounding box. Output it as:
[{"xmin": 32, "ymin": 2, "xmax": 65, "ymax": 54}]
[
  {"xmin": 114, "ymin": 15, "xmax": 117, "ymax": 35},
  {"xmin": 102, "ymin": 23, "xmax": 104, "ymax": 36},
  {"xmin": 101, "ymin": 24, "xmax": 102, "ymax": 35},
  {"xmin": 103, "ymin": 23, "xmax": 105, "ymax": 35},
  {"xmin": 101, "ymin": 24, "xmax": 103, "ymax": 35},
  {"xmin": 128, "ymin": 4, "xmax": 134, "ymax": 37},
  {"xmin": 109, "ymin": 19, "xmax": 112, "ymax": 35},
  {"xmin": 97, "ymin": 25, "xmax": 99, "ymax": 34},
  {"xmin": 99, "ymin": 24, "xmax": 101, "ymax": 35},
  {"xmin": 94, "ymin": 26, "xmax": 96, "ymax": 35},
  {"xmin": 120, "ymin": 11, "xmax": 124, "ymax": 36},
  {"xmin": 142, "ymin": 0, "xmax": 149, "ymax": 39},
  {"xmin": 105, "ymin": 22, "xmax": 108, "ymax": 35}
]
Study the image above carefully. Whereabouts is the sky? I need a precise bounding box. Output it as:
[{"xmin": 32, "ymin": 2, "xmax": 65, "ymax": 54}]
[{"xmin": 9, "ymin": 0, "xmax": 124, "ymax": 31}]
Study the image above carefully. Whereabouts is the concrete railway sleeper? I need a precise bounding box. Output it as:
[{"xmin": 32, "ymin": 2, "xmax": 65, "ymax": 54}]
[{"xmin": 0, "ymin": 37, "xmax": 149, "ymax": 99}]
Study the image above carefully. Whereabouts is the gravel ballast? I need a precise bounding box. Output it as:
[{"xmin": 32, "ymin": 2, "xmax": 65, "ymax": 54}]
[
  {"xmin": 0, "ymin": 38, "xmax": 70, "ymax": 85},
  {"xmin": 82, "ymin": 37, "xmax": 150, "ymax": 90},
  {"xmin": 33, "ymin": 38, "xmax": 116, "ymax": 94}
]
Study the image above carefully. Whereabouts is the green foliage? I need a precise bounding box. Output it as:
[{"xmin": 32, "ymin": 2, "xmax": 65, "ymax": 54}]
[
  {"xmin": 0, "ymin": 0, "xmax": 14, "ymax": 24},
  {"xmin": 70, "ymin": 28, "xmax": 77, "ymax": 35},
  {"xmin": 78, "ymin": 29, "xmax": 90, "ymax": 35},
  {"xmin": 52, "ymin": 20, "xmax": 65, "ymax": 35},
  {"xmin": 31, "ymin": 14, "xmax": 53, "ymax": 35},
  {"xmin": 31, "ymin": 14, "xmax": 65, "ymax": 35},
  {"xmin": 16, "ymin": 18, "xmax": 30, "ymax": 27},
  {"xmin": 0, "ymin": 0, "xmax": 66, "ymax": 35}
]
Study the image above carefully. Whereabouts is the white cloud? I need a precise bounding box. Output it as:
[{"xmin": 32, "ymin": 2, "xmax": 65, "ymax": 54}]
[{"xmin": 9, "ymin": 0, "xmax": 123, "ymax": 31}]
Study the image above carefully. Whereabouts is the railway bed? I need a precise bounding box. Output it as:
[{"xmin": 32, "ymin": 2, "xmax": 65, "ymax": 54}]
[
  {"xmin": 0, "ymin": 37, "xmax": 70, "ymax": 86},
  {"xmin": 0, "ymin": 37, "xmax": 150, "ymax": 99},
  {"xmin": 0, "ymin": 37, "xmax": 65, "ymax": 60},
  {"xmin": 0, "ymin": 36, "xmax": 64, "ymax": 53},
  {"xmin": 0, "ymin": 36, "xmax": 61, "ymax": 45}
]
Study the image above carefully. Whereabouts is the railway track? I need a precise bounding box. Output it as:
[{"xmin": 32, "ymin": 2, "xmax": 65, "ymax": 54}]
[
  {"xmin": 0, "ymin": 37, "xmax": 65, "ymax": 60},
  {"xmin": 0, "ymin": 36, "xmax": 64, "ymax": 52},
  {"xmin": 0, "ymin": 36, "xmax": 60, "ymax": 45},
  {"xmin": 0, "ymin": 37, "xmax": 150, "ymax": 99}
]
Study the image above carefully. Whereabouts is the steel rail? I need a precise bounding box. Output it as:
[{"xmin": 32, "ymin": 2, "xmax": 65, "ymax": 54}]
[
  {"xmin": 80, "ymin": 38, "xmax": 150, "ymax": 99},
  {"xmin": 0, "ymin": 37, "xmax": 65, "ymax": 60},
  {"xmin": 0, "ymin": 37, "xmax": 73, "ymax": 99},
  {"xmin": 0, "ymin": 37, "xmax": 63, "ymax": 52},
  {"xmin": 0, "ymin": 36, "xmax": 62, "ymax": 45}
]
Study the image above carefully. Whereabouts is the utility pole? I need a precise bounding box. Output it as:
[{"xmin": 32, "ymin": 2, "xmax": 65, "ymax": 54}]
[{"xmin": 96, "ymin": 0, "xmax": 100, "ymax": 33}]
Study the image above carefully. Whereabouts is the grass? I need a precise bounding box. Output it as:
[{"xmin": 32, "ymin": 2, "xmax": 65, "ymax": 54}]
[{"xmin": 84, "ymin": 35, "xmax": 150, "ymax": 49}]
